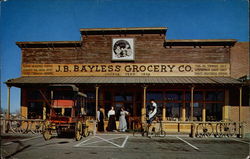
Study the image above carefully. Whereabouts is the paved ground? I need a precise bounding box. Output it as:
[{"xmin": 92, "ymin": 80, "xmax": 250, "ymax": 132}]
[{"xmin": 1, "ymin": 133, "xmax": 250, "ymax": 159}]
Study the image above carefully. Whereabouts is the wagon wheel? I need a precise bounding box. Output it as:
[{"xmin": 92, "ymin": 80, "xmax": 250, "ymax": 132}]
[
  {"xmin": 9, "ymin": 120, "xmax": 29, "ymax": 134},
  {"xmin": 75, "ymin": 121, "xmax": 83, "ymax": 141},
  {"xmin": 196, "ymin": 123, "xmax": 204, "ymax": 137},
  {"xmin": 228, "ymin": 122, "xmax": 237, "ymax": 137},
  {"xmin": 42, "ymin": 120, "xmax": 52, "ymax": 140},
  {"xmin": 82, "ymin": 125, "xmax": 89, "ymax": 137},
  {"xmin": 30, "ymin": 121, "xmax": 43, "ymax": 134}
]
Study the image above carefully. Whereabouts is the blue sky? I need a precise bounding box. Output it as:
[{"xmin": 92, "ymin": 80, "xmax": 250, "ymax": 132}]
[{"xmin": 0, "ymin": 0, "xmax": 249, "ymax": 113}]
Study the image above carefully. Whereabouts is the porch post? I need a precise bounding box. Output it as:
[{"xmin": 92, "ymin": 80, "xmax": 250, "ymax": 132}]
[
  {"xmin": 239, "ymin": 87, "xmax": 242, "ymax": 123},
  {"xmin": 182, "ymin": 103, "xmax": 186, "ymax": 121},
  {"xmin": 202, "ymin": 91, "xmax": 206, "ymax": 122},
  {"xmin": 239, "ymin": 86, "xmax": 242, "ymax": 137},
  {"xmin": 162, "ymin": 105, "xmax": 166, "ymax": 121},
  {"xmin": 94, "ymin": 85, "xmax": 99, "ymax": 135},
  {"xmin": 223, "ymin": 89, "xmax": 230, "ymax": 121},
  {"xmin": 7, "ymin": 86, "xmax": 11, "ymax": 120},
  {"xmin": 190, "ymin": 86, "xmax": 194, "ymax": 121},
  {"xmin": 95, "ymin": 86, "xmax": 99, "ymax": 121},
  {"xmin": 181, "ymin": 91, "xmax": 186, "ymax": 121},
  {"xmin": 43, "ymin": 102, "xmax": 46, "ymax": 120},
  {"xmin": 141, "ymin": 85, "xmax": 147, "ymax": 122}
]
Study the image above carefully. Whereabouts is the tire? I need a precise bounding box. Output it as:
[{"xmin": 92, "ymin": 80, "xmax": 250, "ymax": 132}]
[
  {"xmin": 75, "ymin": 121, "xmax": 83, "ymax": 141},
  {"xmin": 42, "ymin": 120, "xmax": 52, "ymax": 140},
  {"xmin": 83, "ymin": 126, "xmax": 89, "ymax": 137}
]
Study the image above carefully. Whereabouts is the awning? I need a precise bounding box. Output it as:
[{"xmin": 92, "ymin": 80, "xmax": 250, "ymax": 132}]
[{"xmin": 5, "ymin": 76, "xmax": 242, "ymax": 87}]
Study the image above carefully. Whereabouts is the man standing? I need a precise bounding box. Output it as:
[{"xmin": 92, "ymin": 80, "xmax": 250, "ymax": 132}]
[{"xmin": 147, "ymin": 99, "xmax": 157, "ymax": 124}]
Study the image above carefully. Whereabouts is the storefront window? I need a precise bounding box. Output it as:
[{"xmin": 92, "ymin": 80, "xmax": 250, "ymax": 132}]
[
  {"xmin": 28, "ymin": 102, "xmax": 43, "ymax": 119},
  {"xmin": 186, "ymin": 103, "xmax": 202, "ymax": 121},
  {"xmin": 206, "ymin": 103, "xmax": 222, "ymax": 121},
  {"xmin": 166, "ymin": 103, "xmax": 182, "ymax": 121},
  {"xmin": 194, "ymin": 91, "xmax": 203, "ymax": 101},
  {"xmin": 105, "ymin": 91, "xmax": 112, "ymax": 100},
  {"xmin": 185, "ymin": 92, "xmax": 191, "ymax": 101},
  {"xmin": 27, "ymin": 90, "xmax": 43, "ymax": 100},
  {"xmin": 206, "ymin": 91, "xmax": 224, "ymax": 101},
  {"xmin": 115, "ymin": 95, "xmax": 132, "ymax": 102},
  {"xmin": 86, "ymin": 102, "xmax": 96, "ymax": 116},
  {"xmin": 147, "ymin": 91, "xmax": 163, "ymax": 101},
  {"xmin": 166, "ymin": 91, "xmax": 183, "ymax": 101},
  {"xmin": 87, "ymin": 92, "xmax": 96, "ymax": 100}
]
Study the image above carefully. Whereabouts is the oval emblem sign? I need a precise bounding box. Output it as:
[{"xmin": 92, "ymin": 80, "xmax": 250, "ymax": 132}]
[{"xmin": 112, "ymin": 38, "xmax": 134, "ymax": 61}]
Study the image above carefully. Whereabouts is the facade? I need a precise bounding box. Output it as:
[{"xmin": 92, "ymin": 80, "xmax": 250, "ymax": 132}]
[{"xmin": 6, "ymin": 27, "xmax": 250, "ymax": 133}]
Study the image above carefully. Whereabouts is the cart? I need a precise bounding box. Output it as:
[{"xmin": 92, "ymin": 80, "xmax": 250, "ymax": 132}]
[{"xmin": 42, "ymin": 84, "xmax": 89, "ymax": 141}]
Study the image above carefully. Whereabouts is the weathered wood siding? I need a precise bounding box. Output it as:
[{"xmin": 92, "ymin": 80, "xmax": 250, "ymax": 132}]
[{"xmin": 22, "ymin": 34, "xmax": 230, "ymax": 64}]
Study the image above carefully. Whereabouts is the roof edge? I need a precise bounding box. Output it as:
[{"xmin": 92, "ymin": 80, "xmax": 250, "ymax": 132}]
[
  {"xmin": 165, "ymin": 39, "xmax": 237, "ymax": 43},
  {"xmin": 80, "ymin": 27, "xmax": 167, "ymax": 35},
  {"xmin": 16, "ymin": 41, "xmax": 82, "ymax": 48}
]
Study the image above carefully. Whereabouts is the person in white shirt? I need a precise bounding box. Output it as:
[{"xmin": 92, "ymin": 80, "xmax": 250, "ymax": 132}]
[
  {"xmin": 147, "ymin": 99, "xmax": 157, "ymax": 124},
  {"xmin": 106, "ymin": 106, "xmax": 117, "ymax": 131}
]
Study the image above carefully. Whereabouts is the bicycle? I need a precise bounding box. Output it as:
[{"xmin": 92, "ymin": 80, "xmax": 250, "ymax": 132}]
[{"xmin": 141, "ymin": 116, "xmax": 166, "ymax": 138}]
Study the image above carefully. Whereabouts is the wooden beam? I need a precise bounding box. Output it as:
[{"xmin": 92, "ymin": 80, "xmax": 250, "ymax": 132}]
[
  {"xmin": 95, "ymin": 86, "xmax": 99, "ymax": 121},
  {"xmin": 141, "ymin": 86, "xmax": 147, "ymax": 122},
  {"xmin": 7, "ymin": 86, "xmax": 11, "ymax": 120},
  {"xmin": 190, "ymin": 86, "xmax": 194, "ymax": 121}
]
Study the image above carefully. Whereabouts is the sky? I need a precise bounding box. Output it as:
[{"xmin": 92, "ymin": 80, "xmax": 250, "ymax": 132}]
[{"xmin": 0, "ymin": 0, "xmax": 249, "ymax": 113}]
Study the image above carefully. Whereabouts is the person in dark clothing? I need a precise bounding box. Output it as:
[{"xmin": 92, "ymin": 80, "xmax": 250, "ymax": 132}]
[
  {"xmin": 106, "ymin": 106, "xmax": 117, "ymax": 131},
  {"xmin": 97, "ymin": 108, "xmax": 104, "ymax": 132}
]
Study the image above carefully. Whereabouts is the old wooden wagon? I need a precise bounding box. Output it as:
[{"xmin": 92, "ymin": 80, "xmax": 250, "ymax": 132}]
[{"xmin": 42, "ymin": 84, "xmax": 89, "ymax": 141}]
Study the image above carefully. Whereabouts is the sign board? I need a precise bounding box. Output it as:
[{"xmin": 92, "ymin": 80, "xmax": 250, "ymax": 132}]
[
  {"xmin": 22, "ymin": 63, "xmax": 230, "ymax": 77},
  {"xmin": 112, "ymin": 38, "xmax": 134, "ymax": 61}
]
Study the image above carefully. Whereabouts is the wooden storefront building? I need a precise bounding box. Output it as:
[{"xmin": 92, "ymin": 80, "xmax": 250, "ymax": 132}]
[{"xmin": 5, "ymin": 27, "xmax": 250, "ymax": 133}]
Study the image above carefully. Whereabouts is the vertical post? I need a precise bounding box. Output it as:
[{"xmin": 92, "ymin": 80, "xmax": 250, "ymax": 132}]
[
  {"xmin": 239, "ymin": 87, "xmax": 242, "ymax": 123},
  {"xmin": 239, "ymin": 87, "xmax": 242, "ymax": 137},
  {"xmin": 182, "ymin": 104, "xmax": 186, "ymax": 121},
  {"xmin": 94, "ymin": 86, "xmax": 99, "ymax": 135},
  {"xmin": 202, "ymin": 91, "xmax": 206, "ymax": 122},
  {"xmin": 190, "ymin": 86, "xmax": 194, "ymax": 121},
  {"xmin": 95, "ymin": 86, "xmax": 99, "ymax": 121},
  {"xmin": 182, "ymin": 91, "xmax": 186, "ymax": 121},
  {"xmin": 223, "ymin": 89, "xmax": 230, "ymax": 121},
  {"xmin": 43, "ymin": 102, "xmax": 46, "ymax": 120},
  {"xmin": 141, "ymin": 86, "xmax": 147, "ymax": 122},
  {"xmin": 162, "ymin": 105, "xmax": 166, "ymax": 121},
  {"xmin": 7, "ymin": 86, "xmax": 11, "ymax": 120}
]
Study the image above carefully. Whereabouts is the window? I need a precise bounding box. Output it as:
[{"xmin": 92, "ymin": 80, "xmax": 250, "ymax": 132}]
[
  {"xmin": 166, "ymin": 103, "xmax": 182, "ymax": 120},
  {"xmin": 27, "ymin": 90, "xmax": 43, "ymax": 100},
  {"xmin": 185, "ymin": 103, "xmax": 202, "ymax": 121},
  {"xmin": 147, "ymin": 91, "xmax": 163, "ymax": 101},
  {"xmin": 28, "ymin": 102, "xmax": 43, "ymax": 119},
  {"xmin": 166, "ymin": 91, "xmax": 183, "ymax": 101},
  {"xmin": 206, "ymin": 91, "xmax": 224, "ymax": 101},
  {"xmin": 206, "ymin": 103, "xmax": 222, "ymax": 121},
  {"xmin": 53, "ymin": 91, "xmax": 74, "ymax": 100}
]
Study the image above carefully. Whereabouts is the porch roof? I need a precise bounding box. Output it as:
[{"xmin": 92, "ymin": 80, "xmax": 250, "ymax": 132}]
[{"xmin": 5, "ymin": 76, "xmax": 242, "ymax": 87}]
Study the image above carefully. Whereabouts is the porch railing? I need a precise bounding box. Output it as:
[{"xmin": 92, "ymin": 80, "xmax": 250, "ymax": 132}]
[
  {"xmin": 1, "ymin": 117, "xmax": 246, "ymax": 138},
  {"xmin": 1, "ymin": 118, "xmax": 44, "ymax": 134}
]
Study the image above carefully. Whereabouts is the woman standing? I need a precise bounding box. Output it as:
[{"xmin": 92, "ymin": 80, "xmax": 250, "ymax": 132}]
[
  {"xmin": 119, "ymin": 107, "xmax": 129, "ymax": 132},
  {"xmin": 106, "ymin": 106, "xmax": 117, "ymax": 131}
]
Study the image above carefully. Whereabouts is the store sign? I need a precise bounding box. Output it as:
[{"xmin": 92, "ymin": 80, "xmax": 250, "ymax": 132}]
[
  {"xmin": 22, "ymin": 63, "xmax": 230, "ymax": 77},
  {"xmin": 112, "ymin": 38, "xmax": 134, "ymax": 61}
]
